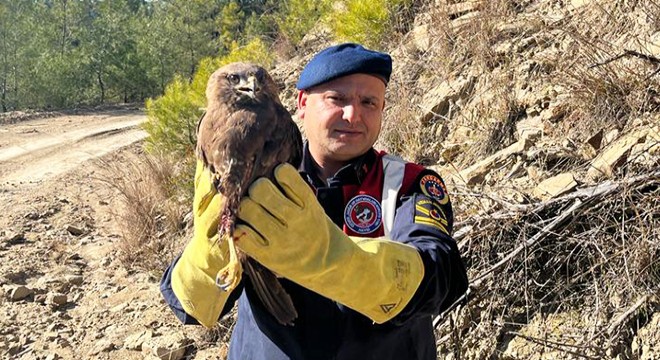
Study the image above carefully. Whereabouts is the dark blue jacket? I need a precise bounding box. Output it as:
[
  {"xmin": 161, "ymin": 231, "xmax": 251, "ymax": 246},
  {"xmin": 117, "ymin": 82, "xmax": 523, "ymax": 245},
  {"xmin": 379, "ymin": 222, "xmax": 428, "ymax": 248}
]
[{"xmin": 161, "ymin": 146, "xmax": 468, "ymax": 359}]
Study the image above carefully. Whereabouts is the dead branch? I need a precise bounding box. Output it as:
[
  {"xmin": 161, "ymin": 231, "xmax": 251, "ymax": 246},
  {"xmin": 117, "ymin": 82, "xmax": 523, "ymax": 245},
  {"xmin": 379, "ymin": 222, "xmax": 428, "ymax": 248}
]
[
  {"xmin": 433, "ymin": 170, "xmax": 660, "ymax": 329},
  {"xmin": 606, "ymin": 294, "xmax": 656, "ymax": 337},
  {"xmin": 589, "ymin": 49, "xmax": 660, "ymax": 69}
]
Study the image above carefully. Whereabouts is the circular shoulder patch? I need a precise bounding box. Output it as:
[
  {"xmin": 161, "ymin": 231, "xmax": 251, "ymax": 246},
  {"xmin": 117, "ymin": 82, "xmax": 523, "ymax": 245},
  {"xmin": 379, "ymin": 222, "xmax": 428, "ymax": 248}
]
[
  {"xmin": 420, "ymin": 174, "xmax": 449, "ymax": 204},
  {"xmin": 344, "ymin": 195, "xmax": 382, "ymax": 234}
]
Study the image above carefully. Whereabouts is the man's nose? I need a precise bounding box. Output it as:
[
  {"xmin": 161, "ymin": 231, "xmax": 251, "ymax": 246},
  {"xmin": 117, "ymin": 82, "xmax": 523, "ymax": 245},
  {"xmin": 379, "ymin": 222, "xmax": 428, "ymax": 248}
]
[{"xmin": 342, "ymin": 102, "xmax": 360, "ymax": 123}]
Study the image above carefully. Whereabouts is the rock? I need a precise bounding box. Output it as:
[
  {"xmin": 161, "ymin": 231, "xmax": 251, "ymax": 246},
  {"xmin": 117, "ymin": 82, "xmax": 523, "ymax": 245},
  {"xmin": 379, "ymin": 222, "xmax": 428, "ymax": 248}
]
[
  {"xmin": 88, "ymin": 338, "xmax": 115, "ymax": 355},
  {"xmin": 7, "ymin": 341, "xmax": 22, "ymax": 355},
  {"xmin": 460, "ymin": 138, "xmax": 533, "ymax": 186},
  {"xmin": 533, "ymin": 173, "xmax": 578, "ymax": 200},
  {"xmin": 143, "ymin": 334, "xmax": 191, "ymax": 360},
  {"xmin": 45, "ymin": 331, "xmax": 59, "ymax": 341},
  {"xmin": 194, "ymin": 346, "xmax": 228, "ymax": 359},
  {"xmin": 3, "ymin": 232, "xmax": 25, "ymax": 245},
  {"xmin": 419, "ymin": 76, "xmax": 476, "ymax": 125},
  {"xmin": 588, "ymin": 128, "xmax": 648, "ymax": 179},
  {"xmin": 46, "ymin": 292, "xmax": 68, "ymax": 307},
  {"xmin": 447, "ymin": 1, "xmax": 481, "ymax": 18},
  {"xmin": 45, "ymin": 354, "xmax": 61, "ymax": 360},
  {"xmin": 65, "ymin": 225, "xmax": 85, "ymax": 236},
  {"xmin": 24, "ymin": 211, "xmax": 40, "ymax": 220},
  {"xmin": 124, "ymin": 329, "xmax": 153, "ymax": 350},
  {"xmin": 64, "ymin": 275, "xmax": 83, "ymax": 286},
  {"xmin": 603, "ymin": 128, "xmax": 620, "ymax": 147},
  {"xmin": 34, "ymin": 294, "xmax": 47, "ymax": 304},
  {"xmin": 411, "ymin": 24, "xmax": 431, "ymax": 52},
  {"xmin": 7, "ymin": 285, "xmax": 33, "ymax": 301},
  {"xmin": 516, "ymin": 116, "xmax": 544, "ymax": 141},
  {"xmin": 586, "ymin": 129, "xmax": 604, "ymax": 150},
  {"xmin": 540, "ymin": 100, "xmax": 568, "ymax": 123}
]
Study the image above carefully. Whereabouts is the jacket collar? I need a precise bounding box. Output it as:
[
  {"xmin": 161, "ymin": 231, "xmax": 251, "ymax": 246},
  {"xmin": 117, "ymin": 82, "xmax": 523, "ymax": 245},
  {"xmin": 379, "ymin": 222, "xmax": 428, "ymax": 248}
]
[{"xmin": 299, "ymin": 142, "xmax": 377, "ymax": 188}]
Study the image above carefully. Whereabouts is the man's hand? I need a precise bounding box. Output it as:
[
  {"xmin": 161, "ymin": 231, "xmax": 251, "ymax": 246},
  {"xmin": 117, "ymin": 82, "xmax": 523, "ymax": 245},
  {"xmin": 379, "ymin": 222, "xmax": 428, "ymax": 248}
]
[
  {"xmin": 170, "ymin": 160, "xmax": 235, "ymax": 328},
  {"xmin": 235, "ymin": 164, "xmax": 425, "ymax": 323}
]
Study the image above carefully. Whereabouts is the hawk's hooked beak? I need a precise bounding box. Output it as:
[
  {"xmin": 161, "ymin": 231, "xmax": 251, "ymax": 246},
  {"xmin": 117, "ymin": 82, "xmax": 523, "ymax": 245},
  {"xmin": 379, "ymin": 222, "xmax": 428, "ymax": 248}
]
[{"xmin": 238, "ymin": 76, "xmax": 260, "ymax": 99}]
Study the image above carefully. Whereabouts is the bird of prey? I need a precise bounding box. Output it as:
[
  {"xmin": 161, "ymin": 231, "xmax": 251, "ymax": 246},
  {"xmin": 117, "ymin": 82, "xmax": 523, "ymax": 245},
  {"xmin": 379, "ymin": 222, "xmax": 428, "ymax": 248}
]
[{"xmin": 196, "ymin": 62, "xmax": 302, "ymax": 325}]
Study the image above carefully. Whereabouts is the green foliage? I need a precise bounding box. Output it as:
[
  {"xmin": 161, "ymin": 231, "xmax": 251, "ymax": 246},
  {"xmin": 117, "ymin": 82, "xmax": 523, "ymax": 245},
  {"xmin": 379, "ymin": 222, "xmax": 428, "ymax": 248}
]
[
  {"xmin": 330, "ymin": 0, "xmax": 413, "ymax": 48},
  {"xmin": 144, "ymin": 38, "xmax": 274, "ymax": 160},
  {"xmin": 277, "ymin": 0, "xmax": 332, "ymax": 45}
]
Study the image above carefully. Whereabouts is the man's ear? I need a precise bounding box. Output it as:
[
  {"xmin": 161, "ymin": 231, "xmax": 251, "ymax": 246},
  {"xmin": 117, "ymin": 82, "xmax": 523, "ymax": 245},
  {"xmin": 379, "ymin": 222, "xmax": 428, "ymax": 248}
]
[{"xmin": 296, "ymin": 90, "xmax": 307, "ymax": 119}]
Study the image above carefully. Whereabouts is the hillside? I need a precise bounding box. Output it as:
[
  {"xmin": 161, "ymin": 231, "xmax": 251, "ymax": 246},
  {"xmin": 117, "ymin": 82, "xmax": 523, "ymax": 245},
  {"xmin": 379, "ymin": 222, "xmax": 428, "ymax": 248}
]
[{"xmin": 0, "ymin": 0, "xmax": 658, "ymax": 359}]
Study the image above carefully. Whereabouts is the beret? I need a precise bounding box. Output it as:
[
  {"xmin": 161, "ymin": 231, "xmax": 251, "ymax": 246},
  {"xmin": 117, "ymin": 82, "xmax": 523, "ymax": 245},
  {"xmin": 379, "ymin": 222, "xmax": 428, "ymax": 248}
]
[{"xmin": 296, "ymin": 43, "xmax": 392, "ymax": 90}]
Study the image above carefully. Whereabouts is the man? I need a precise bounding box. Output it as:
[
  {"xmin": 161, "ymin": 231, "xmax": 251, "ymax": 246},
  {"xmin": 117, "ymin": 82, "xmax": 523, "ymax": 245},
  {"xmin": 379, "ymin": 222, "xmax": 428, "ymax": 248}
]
[{"xmin": 160, "ymin": 43, "xmax": 468, "ymax": 359}]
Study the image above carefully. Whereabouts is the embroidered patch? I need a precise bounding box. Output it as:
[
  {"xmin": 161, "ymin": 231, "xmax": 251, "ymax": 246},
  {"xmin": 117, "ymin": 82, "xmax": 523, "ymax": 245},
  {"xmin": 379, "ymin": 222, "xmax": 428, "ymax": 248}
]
[
  {"xmin": 344, "ymin": 195, "xmax": 382, "ymax": 234},
  {"xmin": 414, "ymin": 198, "xmax": 449, "ymax": 235},
  {"xmin": 420, "ymin": 174, "xmax": 449, "ymax": 204}
]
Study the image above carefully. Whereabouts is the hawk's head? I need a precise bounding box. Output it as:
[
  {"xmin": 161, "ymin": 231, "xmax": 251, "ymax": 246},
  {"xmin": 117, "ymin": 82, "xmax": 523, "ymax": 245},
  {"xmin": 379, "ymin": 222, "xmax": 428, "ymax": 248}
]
[{"xmin": 207, "ymin": 62, "xmax": 280, "ymax": 107}]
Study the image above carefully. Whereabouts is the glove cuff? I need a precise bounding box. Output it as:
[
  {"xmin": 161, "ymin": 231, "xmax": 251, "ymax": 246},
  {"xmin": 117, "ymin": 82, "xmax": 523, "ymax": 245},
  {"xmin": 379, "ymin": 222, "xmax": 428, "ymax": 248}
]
[{"xmin": 171, "ymin": 237, "xmax": 231, "ymax": 328}]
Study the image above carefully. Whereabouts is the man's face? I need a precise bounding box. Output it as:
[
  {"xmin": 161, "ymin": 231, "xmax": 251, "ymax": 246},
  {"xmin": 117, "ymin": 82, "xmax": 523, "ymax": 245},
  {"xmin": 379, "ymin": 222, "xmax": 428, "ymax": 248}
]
[{"xmin": 297, "ymin": 73, "xmax": 386, "ymax": 165}]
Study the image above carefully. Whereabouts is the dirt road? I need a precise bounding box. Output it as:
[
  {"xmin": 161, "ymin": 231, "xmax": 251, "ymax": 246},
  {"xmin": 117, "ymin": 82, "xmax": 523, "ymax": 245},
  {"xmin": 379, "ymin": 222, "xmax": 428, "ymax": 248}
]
[
  {"xmin": 0, "ymin": 110, "xmax": 216, "ymax": 359},
  {"xmin": 0, "ymin": 109, "xmax": 147, "ymax": 185}
]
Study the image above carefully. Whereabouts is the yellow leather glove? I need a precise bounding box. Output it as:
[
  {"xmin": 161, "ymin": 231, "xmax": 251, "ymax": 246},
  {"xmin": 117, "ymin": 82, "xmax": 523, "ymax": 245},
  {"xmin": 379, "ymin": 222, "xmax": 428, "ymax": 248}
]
[
  {"xmin": 235, "ymin": 164, "xmax": 425, "ymax": 324},
  {"xmin": 171, "ymin": 160, "xmax": 232, "ymax": 328}
]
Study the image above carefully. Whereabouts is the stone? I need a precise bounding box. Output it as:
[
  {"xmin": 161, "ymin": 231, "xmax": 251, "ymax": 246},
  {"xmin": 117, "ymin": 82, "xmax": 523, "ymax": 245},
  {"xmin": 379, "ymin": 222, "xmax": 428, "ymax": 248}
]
[
  {"xmin": 124, "ymin": 329, "xmax": 153, "ymax": 350},
  {"xmin": 411, "ymin": 24, "xmax": 431, "ymax": 52},
  {"xmin": 447, "ymin": 1, "xmax": 481, "ymax": 18},
  {"xmin": 459, "ymin": 138, "xmax": 533, "ymax": 186},
  {"xmin": 3, "ymin": 232, "xmax": 25, "ymax": 245},
  {"xmin": 8, "ymin": 285, "xmax": 33, "ymax": 301},
  {"xmin": 7, "ymin": 341, "xmax": 22, "ymax": 355},
  {"xmin": 143, "ymin": 334, "xmax": 191, "ymax": 360},
  {"xmin": 516, "ymin": 116, "xmax": 544, "ymax": 141},
  {"xmin": 533, "ymin": 173, "xmax": 578, "ymax": 200},
  {"xmin": 45, "ymin": 354, "xmax": 61, "ymax": 360},
  {"xmin": 65, "ymin": 225, "xmax": 85, "ymax": 236},
  {"xmin": 88, "ymin": 338, "xmax": 115, "ymax": 355},
  {"xmin": 588, "ymin": 128, "xmax": 648, "ymax": 179},
  {"xmin": 586, "ymin": 129, "xmax": 604, "ymax": 150},
  {"xmin": 64, "ymin": 275, "xmax": 83, "ymax": 286},
  {"xmin": 540, "ymin": 101, "xmax": 568, "ymax": 123},
  {"xmin": 46, "ymin": 292, "xmax": 68, "ymax": 307},
  {"xmin": 603, "ymin": 129, "xmax": 620, "ymax": 146},
  {"xmin": 419, "ymin": 76, "xmax": 476, "ymax": 124}
]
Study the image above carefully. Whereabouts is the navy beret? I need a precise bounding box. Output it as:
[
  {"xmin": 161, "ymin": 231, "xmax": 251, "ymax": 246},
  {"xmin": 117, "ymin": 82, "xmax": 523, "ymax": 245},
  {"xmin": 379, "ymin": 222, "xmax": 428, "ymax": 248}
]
[{"xmin": 296, "ymin": 43, "xmax": 392, "ymax": 90}]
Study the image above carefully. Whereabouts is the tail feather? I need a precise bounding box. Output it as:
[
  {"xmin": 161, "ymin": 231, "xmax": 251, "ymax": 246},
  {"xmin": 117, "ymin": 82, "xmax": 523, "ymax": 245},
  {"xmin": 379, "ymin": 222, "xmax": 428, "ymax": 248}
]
[{"xmin": 244, "ymin": 258, "xmax": 298, "ymax": 326}]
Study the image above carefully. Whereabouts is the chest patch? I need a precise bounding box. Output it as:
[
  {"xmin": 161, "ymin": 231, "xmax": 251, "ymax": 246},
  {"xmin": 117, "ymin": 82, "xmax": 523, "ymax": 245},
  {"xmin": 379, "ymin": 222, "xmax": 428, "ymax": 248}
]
[
  {"xmin": 420, "ymin": 174, "xmax": 449, "ymax": 204},
  {"xmin": 344, "ymin": 195, "xmax": 382, "ymax": 234}
]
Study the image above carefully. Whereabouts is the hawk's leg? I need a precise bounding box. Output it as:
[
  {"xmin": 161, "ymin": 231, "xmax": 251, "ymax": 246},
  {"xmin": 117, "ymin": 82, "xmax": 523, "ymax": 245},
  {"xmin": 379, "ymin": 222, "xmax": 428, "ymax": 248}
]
[{"xmin": 215, "ymin": 231, "xmax": 242, "ymax": 292}]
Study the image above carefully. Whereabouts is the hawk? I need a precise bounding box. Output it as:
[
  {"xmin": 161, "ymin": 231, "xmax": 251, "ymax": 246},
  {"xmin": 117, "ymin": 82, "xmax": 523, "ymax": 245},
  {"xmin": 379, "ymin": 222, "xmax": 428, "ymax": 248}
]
[{"xmin": 196, "ymin": 62, "xmax": 302, "ymax": 325}]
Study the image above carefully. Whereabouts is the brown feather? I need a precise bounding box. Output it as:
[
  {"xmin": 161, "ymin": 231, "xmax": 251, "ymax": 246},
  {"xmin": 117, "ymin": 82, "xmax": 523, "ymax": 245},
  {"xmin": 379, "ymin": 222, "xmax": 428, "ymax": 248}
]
[{"xmin": 196, "ymin": 62, "xmax": 302, "ymax": 325}]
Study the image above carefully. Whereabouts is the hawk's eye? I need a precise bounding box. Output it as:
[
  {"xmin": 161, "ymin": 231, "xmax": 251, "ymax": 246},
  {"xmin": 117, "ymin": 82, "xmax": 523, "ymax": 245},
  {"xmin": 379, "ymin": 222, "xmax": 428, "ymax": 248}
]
[{"xmin": 227, "ymin": 74, "xmax": 240, "ymax": 85}]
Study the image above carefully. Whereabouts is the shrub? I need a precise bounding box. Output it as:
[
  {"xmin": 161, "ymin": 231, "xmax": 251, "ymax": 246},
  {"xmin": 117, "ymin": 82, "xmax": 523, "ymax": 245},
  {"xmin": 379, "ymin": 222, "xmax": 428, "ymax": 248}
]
[
  {"xmin": 277, "ymin": 0, "xmax": 332, "ymax": 45},
  {"xmin": 96, "ymin": 148, "xmax": 188, "ymax": 275},
  {"xmin": 329, "ymin": 0, "xmax": 413, "ymax": 48}
]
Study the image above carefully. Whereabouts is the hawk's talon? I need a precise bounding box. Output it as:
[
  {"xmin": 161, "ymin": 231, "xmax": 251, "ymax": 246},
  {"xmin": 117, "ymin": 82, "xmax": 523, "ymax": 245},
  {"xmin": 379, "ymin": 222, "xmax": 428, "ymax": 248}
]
[
  {"xmin": 215, "ymin": 265, "xmax": 242, "ymax": 292},
  {"xmin": 215, "ymin": 235, "xmax": 242, "ymax": 292}
]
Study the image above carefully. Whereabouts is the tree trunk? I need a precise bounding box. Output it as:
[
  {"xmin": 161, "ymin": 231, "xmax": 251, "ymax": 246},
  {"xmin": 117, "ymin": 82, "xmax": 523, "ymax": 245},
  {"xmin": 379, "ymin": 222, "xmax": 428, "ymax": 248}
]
[
  {"xmin": 1, "ymin": 30, "xmax": 7, "ymax": 112},
  {"xmin": 97, "ymin": 70, "xmax": 105, "ymax": 104}
]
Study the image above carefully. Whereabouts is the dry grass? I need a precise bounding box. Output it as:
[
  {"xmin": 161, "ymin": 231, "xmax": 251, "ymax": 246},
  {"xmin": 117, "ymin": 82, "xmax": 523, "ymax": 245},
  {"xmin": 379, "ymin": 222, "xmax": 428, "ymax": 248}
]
[
  {"xmin": 436, "ymin": 170, "xmax": 660, "ymax": 359},
  {"xmin": 95, "ymin": 148, "xmax": 193, "ymax": 275}
]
